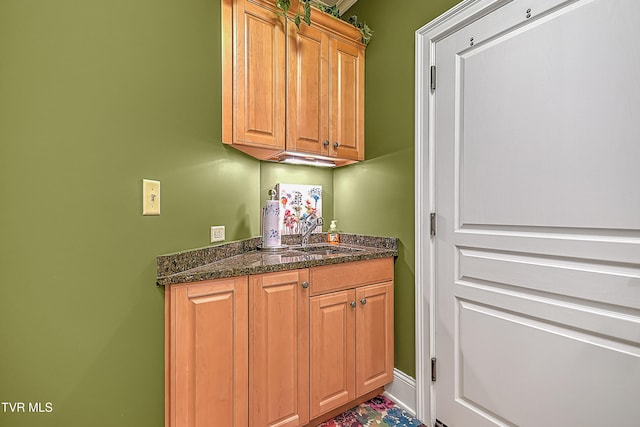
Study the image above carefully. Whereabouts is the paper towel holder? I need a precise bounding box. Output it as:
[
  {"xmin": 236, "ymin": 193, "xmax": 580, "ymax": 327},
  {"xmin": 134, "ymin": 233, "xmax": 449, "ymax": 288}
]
[{"xmin": 258, "ymin": 188, "xmax": 288, "ymax": 251}]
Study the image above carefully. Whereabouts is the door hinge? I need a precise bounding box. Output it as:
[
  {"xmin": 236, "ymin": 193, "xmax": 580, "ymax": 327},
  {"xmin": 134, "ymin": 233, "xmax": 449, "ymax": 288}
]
[
  {"xmin": 431, "ymin": 357, "xmax": 437, "ymax": 382},
  {"xmin": 430, "ymin": 65, "xmax": 436, "ymax": 91},
  {"xmin": 435, "ymin": 419, "xmax": 449, "ymax": 427},
  {"xmin": 430, "ymin": 212, "xmax": 436, "ymax": 237}
]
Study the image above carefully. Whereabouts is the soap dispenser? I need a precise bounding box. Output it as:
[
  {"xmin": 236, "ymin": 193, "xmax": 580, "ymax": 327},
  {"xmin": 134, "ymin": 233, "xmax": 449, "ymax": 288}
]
[{"xmin": 327, "ymin": 219, "xmax": 340, "ymax": 244}]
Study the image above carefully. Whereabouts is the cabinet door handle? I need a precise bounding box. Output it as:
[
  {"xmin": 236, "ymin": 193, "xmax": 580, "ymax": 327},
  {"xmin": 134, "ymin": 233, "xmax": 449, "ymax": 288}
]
[
  {"xmin": 301, "ymin": 281, "xmax": 309, "ymax": 289},
  {"xmin": 333, "ymin": 141, "xmax": 340, "ymax": 149},
  {"xmin": 360, "ymin": 298, "xmax": 367, "ymax": 305},
  {"xmin": 350, "ymin": 301, "xmax": 356, "ymax": 308},
  {"xmin": 323, "ymin": 140, "xmax": 330, "ymax": 147}
]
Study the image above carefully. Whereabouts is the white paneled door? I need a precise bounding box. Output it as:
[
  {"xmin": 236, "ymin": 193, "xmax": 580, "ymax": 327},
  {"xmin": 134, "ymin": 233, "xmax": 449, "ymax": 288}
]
[{"xmin": 432, "ymin": 0, "xmax": 640, "ymax": 426}]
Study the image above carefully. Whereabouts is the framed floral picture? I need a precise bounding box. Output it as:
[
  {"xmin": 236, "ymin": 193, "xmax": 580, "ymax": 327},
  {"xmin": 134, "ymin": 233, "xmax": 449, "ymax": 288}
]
[{"xmin": 276, "ymin": 183, "xmax": 323, "ymax": 235}]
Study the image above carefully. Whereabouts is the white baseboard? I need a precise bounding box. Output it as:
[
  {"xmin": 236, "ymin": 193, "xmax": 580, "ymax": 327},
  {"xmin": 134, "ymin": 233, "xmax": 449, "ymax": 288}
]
[{"xmin": 384, "ymin": 369, "xmax": 418, "ymax": 418}]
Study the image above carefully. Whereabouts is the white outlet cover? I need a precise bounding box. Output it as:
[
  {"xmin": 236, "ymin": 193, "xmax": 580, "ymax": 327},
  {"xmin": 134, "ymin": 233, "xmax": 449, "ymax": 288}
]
[
  {"xmin": 210, "ymin": 226, "xmax": 225, "ymax": 243},
  {"xmin": 142, "ymin": 179, "xmax": 160, "ymax": 216}
]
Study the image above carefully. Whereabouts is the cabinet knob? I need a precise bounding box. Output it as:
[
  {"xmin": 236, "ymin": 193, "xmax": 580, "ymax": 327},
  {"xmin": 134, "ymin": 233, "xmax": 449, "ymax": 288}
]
[
  {"xmin": 360, "ymin": 298, "xmax": 367, "ymax": 305},
  {"xmin": 350, "ymin": 301, "xmax": 356, "ymax": 308},
  {"xmin": 323, "ymin": 140, "xmax": 330, "ymax": 147},
  {"xmin": 333, "ymin": 141, "xmax": 340, "ymax": 149},
  {"xmin": 301, "ymin": 281, "xmax": 309, "ymax": 289}
]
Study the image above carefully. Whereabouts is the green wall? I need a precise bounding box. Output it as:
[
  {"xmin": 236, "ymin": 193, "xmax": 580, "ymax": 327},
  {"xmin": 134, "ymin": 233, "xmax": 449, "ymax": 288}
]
[
  {"xmin": 0, "ymin": 3, "xmax": 334, "ymax": 425},
  {"xmin": 0, "ymin": 1, "xmax": 257, "ymax": 426},
  {"xmin": 335, "ymin": 0, "xmax": 461, "ymax": 377}
]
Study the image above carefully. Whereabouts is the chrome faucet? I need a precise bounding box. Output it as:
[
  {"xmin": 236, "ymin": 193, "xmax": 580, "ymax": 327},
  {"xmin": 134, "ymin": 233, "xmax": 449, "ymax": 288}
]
[{"xmin": 300, "ymin": 216, "xmax": 323, "ymax": 247}]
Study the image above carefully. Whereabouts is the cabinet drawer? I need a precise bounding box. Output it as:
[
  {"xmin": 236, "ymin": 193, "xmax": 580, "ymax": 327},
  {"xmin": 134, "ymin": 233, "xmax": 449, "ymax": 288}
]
[{"xmin": 310, "ymin": 257, "xmax": 393, "ymax": 296}]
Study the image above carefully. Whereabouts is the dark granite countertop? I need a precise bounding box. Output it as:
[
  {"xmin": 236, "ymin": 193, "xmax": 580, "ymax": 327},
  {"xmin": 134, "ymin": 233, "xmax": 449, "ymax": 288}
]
[{"xmin": 156, "ymin": 233, "xmax": 398, "ymax": 286}]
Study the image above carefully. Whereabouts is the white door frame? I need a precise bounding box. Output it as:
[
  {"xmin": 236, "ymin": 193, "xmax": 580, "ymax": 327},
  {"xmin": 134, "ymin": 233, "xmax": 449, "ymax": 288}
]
[{"xmin": 413, "ymin": 1, "xmax": 511, "ymax": 424}]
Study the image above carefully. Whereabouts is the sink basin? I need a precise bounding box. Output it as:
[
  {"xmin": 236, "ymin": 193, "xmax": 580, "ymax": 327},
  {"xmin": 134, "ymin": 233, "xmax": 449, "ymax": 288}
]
[{"xmin": 290, "ymin": 245, "xmax": 364, "ymax": 256}]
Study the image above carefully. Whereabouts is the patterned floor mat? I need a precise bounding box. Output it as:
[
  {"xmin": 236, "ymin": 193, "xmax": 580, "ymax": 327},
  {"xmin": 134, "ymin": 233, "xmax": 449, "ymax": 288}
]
[{"xmin": 318, "ymin": 395, "xmax": 426, "ymax": 427}]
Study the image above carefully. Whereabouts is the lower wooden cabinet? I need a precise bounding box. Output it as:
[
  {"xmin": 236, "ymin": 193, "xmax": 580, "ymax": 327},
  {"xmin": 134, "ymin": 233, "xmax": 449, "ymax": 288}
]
[
  {"xmin": 310, "ymin": 289, "xmax": 356, "ymax": 418},
  {"xmin": 165, "ymin": 276, "xmax": 248, "ymax": 427},
  {"xmin": 249, "ymin": 269, "xmax": 310, "ymax": 427},
  {"xmin": 165, "ymin": 258, "xmax": 393, "ymax": 427},
  {"xmin": 354, "ymin": 282, "xmax": 394, "ymax": 396},
  {"xmin": 309, "ymin": 281, "xmax": 394, "ymax": 419}
]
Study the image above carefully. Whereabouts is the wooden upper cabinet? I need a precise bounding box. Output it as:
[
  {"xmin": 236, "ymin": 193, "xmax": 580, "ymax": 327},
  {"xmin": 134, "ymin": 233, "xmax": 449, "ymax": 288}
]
[
  {"xmin": 329, "ymin": 38, "xmax": 364, "ymax": 161},
  {"xmin": 288, "ymin": 19, "xmax": 365, "ymax": 161},
  {"xmin": 223, "ymin": 0, "xmax": 286, "ymax": 158},
  {"xmin": 237, "ymin": 0, "xmax": 286, "ymax": 151},
  {"xmin": 287, "ymin": 20, "xmax": 330, "ymax": 156},
  {"xmin": 223, "ymin": 0, "xmax": 365, "ymax": 165}
]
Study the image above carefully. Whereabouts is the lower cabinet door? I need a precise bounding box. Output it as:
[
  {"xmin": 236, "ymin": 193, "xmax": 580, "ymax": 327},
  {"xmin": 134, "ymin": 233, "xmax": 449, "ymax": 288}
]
[
  {"xmin": 355, "ymin": 282, "xmax": 394, "ymax": 396},
  {"xmin": 309, "ymin": 289, "xmax": 356, "ymax": 419},
  {"xmin": 250, "ymin": 270, "xmax": 310, "ymax": 427},
  {"xmin": 168, "ymin": 277, "xmax": 248, "ymax": 427}
]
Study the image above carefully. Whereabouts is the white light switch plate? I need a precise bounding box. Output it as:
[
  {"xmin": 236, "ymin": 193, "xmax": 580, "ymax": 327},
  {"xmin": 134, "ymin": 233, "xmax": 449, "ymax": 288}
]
[{"xmin": 142, "ymin": 179, "xmax": 160, "ymax": 215}]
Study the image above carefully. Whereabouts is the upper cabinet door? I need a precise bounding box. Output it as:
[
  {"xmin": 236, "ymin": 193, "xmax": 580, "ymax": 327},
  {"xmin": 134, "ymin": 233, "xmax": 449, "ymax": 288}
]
[
  {"xmin": 329, "ymin": 38, "xmax": 364, "ymax": 161},
  {"xmin": 287, "ymin": 21, "xmax": 330, "ymax": 156},
  {"xmin": 236, "ymin": 0, "xmax": 286, "ymax": 150}
]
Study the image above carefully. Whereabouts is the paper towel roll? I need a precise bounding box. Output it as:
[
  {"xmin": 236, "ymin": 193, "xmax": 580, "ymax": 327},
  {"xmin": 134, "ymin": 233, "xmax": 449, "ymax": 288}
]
[{"xmin": 262, "ymin": 200, "xmax": 281, "ymax": 248}]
